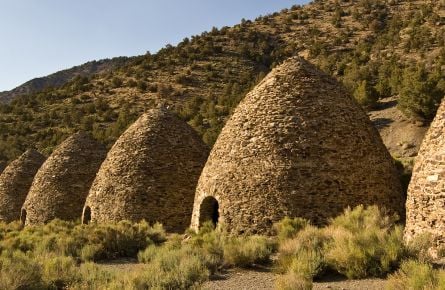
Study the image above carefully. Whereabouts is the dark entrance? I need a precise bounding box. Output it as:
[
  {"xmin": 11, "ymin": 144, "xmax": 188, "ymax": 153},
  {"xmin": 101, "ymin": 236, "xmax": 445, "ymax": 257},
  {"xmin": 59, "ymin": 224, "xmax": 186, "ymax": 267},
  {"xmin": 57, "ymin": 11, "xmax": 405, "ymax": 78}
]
[
  {"xmin": 82, "ymin": 206, "xmax": 91, "ymax": 225},
  {"xmin": 199, "ymin": 196, "xmax": 219, "ymax": 227},
  {"xmin": 20, "ymin": 209, "xmax": 27, "ymax": 225}
]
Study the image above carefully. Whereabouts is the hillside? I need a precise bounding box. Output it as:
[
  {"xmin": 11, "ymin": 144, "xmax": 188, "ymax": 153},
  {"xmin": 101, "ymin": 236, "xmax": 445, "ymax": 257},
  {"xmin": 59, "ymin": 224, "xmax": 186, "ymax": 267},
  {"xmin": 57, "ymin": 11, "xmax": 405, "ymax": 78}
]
[
  {"xmin": 0, "ymin": 57, "xmax": 130, "ymax": 103},
  {"xmin": 0, "ymin": 0, "xmax": 443, "ymax": 166}
]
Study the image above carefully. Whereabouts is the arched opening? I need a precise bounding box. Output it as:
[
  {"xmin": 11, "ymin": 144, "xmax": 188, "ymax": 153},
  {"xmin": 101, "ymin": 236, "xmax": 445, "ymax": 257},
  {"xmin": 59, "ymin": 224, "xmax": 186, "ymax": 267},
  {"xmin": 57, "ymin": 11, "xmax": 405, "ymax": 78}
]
[
  {"xmin": 82, "ymin": 206, "xmax": 91, "ymax": 225},
  {"xmin": 199, "ymin": 196, "xmax": 219, "ymax": 227},
  {"xmin": 20, "ymin": 209, "xmax": 27, "ymax": 225}
]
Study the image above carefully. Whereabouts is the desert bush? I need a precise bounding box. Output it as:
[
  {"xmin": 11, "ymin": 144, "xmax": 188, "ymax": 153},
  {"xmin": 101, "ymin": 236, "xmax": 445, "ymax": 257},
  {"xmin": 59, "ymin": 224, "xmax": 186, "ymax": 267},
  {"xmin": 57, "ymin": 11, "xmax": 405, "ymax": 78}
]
[
  {"xmin": 141, "ymin": 226, "xmax": 273, "ymax": 274},
  {"xmin": 273, "ymin": 217, "xmax": 309, "ymax": 241},
  {"xmin": 137, "ymin": 243, "xmax": 210, "ymax": 289},
  {"xmin": 353, "ymin": 80, "xmax": 379, "ymax": 108},
  {"xmin": 277, "ymin": 225, "xmax": 329, "ymax": 278},
  {"xmin": 0, "ymin": 250, "xmax": 43, "ymax": 290},
  {"xmin": 0, "ymin": 219, "xmax": 166, "ymax": 262},
  {"xmin": 275, "ymin": 271, "xmax": 313, "ymax": 290},
  {"xmin": 223, "ymin": 235, "xmax": 273, "ymax": 268},
  {"xmin": 324, "ymin": 206, "xmax": 405, "ymax": 279},
  {"xmin": 398, "ymin": 65, "xmax": 443, "ymax": 120},
  {"xmin": 187, "ymin": 226, "xmax": 225, "ymax": 273},
  {"xmin": 40, "ymin": 254, "xmax": 80, "ymax": 288},
  {"xmin": 386, "ymin": 260, "xmax": 445, "ymax": 290},
  {"xmin": 328, "ymin": 205, "xmax": 398, "ymax": 232},
  {"xmin": 405, "ymin": 232, "xmax": 436, "ymax": 263},
  {"xmin": 70, "ymin": 262, "xmax": 118, "ymax": 290}
]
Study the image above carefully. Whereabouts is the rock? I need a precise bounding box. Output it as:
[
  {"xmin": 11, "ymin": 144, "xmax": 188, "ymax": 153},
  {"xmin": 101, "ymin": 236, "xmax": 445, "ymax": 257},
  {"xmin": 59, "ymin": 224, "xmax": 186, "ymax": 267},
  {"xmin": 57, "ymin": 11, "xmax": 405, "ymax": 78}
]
[
  {"xmin": 22, "ymin": 132, "xmax": 106, "ymax": 225},
  {"xmin": 84, "ymin": 108, "xmax": 209, "ymax": 233},
  {"xmin": 190, "ymin": 57, "xmax": 404, "ymax": 235},
  {"xmin": 402, "ymin": 142, "xmax": 414, "ymax": 150},
  {"xmin": 415, "ymin": 120, "xmax": 425, "ymax": 127},
  {"xmin": 0, "ymin": 150, "xmax": 45, "ymax": 223},
  {"xmin": 405, "ymin": 99, "xmax": 445, "ymax": 249}
]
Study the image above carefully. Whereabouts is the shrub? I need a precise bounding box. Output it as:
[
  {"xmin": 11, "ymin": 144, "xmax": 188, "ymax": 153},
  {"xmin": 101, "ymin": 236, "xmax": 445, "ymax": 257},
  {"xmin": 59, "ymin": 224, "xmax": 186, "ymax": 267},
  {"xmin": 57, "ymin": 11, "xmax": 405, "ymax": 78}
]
[
  {"xmin": 40, "ymin": 254, "xmax": 80, "ymax": 288},
  {"xmin": 273, "ymin": 217, "xmax": 309, "ymax": 241},
  {"xmin": 386, "ymin": 260, "xmax": 445, "ymax": 290},
  {"xmin": 277, "ymin": 225, "xmax": 329, "ymax": 278},
  {"xmin": 398, "ymin": 65, "xmax": 443, "ymax": 120},
  {"xmin": 136, "ymin": 243, "xmax": 210, "ymax": 289},
  {"xmin": 71, "ymin": 262, "xmax": 118, "ymax": 290},
  {"xmin": 223, "ymin": 235, "xmax": 273, "ymax": 267},
  {"xmin": 328, "ymin": 205, "xmax": 398, "ymax": 234},
  {"xmin": 353, "ymin": 80, "xmax": 379, "ymax": 108},
  {"xmin": 111, "ymin": 77, "xmax": 123, "ymax": 88},
  {"xmin": 324, "ymin": 206, "xmax": 405, "ymax": 279},
  {"xmin": 405, "ymin": 232, "xmax": 436, "ymax": 263},
  {"xmin": 0, "ymin": 220, "xmax": 166, "ymax": 262},
  {"xmin": 275, "ymin": 272, "xmax": 312, "ymax": 290},
  {"xmin": 275, "ymin": 271, "xmax": 313, "ymax": 290},
  {"xmin": 187, "ymin": 227, "xmax": 225, "ymax": 273},
  {"xmin": 0, "ymin": 250, "xmax": 43, "ymax": 290}
]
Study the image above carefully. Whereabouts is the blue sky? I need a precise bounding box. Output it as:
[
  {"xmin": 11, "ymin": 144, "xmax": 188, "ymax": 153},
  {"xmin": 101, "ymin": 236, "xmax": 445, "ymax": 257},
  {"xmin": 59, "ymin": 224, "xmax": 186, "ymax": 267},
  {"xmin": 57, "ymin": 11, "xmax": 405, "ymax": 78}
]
[{"xmin": 0, "ymin": 0, "xmax": 309, "ymax": 91}]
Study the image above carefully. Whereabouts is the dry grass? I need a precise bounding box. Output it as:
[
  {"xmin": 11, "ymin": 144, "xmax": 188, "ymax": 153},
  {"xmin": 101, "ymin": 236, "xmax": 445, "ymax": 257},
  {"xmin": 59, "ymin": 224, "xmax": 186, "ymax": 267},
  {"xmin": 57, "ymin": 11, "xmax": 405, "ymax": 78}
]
[
  {"xmin": 0, "ymin": 206, "xmax": 435, "ymax": 289},
  {"xmin": 274, "ymin": 205, "xmax": 407, "ymax": 289},
  {"xmin": 386, "ymin": 260, "xmax": 445, "ymax": 290}
]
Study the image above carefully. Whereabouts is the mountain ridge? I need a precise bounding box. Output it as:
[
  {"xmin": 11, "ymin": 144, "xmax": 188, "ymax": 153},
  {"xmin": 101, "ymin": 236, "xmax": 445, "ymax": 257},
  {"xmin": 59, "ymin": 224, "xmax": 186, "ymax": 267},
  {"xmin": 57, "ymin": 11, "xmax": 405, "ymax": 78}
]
[
  {"xmin": 0, "ymin": 0, "xmax": 443, "ymax": 167},
  {"xmin": 0, "ymin": 57, "xmax": 131, "ymax": 103}
]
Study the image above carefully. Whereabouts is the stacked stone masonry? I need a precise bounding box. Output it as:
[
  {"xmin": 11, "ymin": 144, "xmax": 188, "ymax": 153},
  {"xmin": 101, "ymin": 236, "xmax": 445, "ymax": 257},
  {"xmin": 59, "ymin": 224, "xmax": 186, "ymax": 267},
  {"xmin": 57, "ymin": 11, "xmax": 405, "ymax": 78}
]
[
  {"xmin": 22, "ymin": 132, "xmax": 106, "ymax": 225},
  {"xmin": 191, "ymin": 57, "xmax": 404, "ymax": 235},
  {"xmin": 0, "ymin": 150, "xmax": 45, "ymax": 222},
  {"xmin": 405, "ymin": 99, "xmax": 445, "ymax": 246},
  {"xmin": 84, "ymin": 108, "xmax": 209, "ymax": 233}
]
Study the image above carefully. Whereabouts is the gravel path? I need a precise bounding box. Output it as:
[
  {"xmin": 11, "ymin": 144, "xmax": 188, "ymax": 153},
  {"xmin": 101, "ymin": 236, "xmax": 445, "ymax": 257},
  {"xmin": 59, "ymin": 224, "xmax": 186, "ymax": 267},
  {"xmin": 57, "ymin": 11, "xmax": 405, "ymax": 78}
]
[
  {"xmin": 203, "ymin": 268, "xmax": 386, "ymax": 290},
  {"xmin": 98, "ymin": 261, "xmax": 387, "ymax": 290}
]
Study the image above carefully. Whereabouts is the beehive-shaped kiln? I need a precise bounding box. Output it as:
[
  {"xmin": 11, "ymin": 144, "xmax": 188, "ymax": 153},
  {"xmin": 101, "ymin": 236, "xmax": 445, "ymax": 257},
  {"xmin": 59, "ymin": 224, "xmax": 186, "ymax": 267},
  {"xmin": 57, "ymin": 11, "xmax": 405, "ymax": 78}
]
[
  {"xmin": 0, "ymin": 150, "xmax": 45, "ymax": 222},
  {"xmin": 22, "ymin": 132, "xmax": 106, "ymax": 225},
  {"xmin": 84, "ymin": 108, "xmax": 209, "ymax": 233},
  {"xmin": 405, "ymin": 99, "xmax": 445, "ymax": 246},
  {"xmin": 191, "ymin": 57, "xmax": 404, "ymax": 234}
]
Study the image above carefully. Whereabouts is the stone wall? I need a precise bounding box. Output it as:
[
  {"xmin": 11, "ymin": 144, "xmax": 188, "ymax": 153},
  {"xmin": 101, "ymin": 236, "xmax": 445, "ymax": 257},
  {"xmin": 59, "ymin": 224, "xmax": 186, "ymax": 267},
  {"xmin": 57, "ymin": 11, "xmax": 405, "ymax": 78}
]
[
  {"xmin": 405, "ymin": 99, "xmax": 445, "ymax": 246},
  {"xmin": 84, "ymin": 108, "xmax": 209, "ymax": 233},
  {"xmin": 22, "ymin": 132, "xmax": 106, "ymax": 225},
  {"xmin": 191, "ymin": 57, "xmax": 404, "ymax": 235},
  {"xmin": 0, "ymin": 150, "xmax": 45, "ymax": 222}
]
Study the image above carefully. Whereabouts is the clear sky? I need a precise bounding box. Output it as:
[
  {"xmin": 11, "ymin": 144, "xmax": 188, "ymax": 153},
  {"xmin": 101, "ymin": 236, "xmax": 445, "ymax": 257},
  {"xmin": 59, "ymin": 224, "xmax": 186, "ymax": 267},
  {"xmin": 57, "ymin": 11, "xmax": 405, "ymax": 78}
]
[{"xmin": 0, "ymin": 0, "xmax": 309, "ymax": 92}]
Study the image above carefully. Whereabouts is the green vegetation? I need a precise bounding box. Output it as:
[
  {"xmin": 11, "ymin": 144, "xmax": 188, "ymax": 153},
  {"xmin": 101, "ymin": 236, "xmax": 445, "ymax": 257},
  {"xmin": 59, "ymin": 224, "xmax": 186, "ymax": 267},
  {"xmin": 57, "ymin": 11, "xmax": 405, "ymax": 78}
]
[
  {"xmin": 386, "ymin": 260, "xmax": 445, "ymax": 290},
  {"xmin": 0, "ymin": 220, "xmax": 166, "ymax": 262},
  {"xmin": 0, "ymin": 220, "xmax": 274, "ymax": 289},
  {"xmin": 324, "ymin": 206, "xmax": 405, "ymax": 279},
  {"xmin": 0, "ymin": 0, "xmax": 444, "ymax": 165},
  {"xmin": 274, "ymin": 205, "xmax": 442, "ymax": 289},
  {"xmin": 398, "ymin": 65, "xmax": 445, "ymax": 120},
  {"xmin": 0, "ymin": 206, "xmax": 444, "ymax": 289}
]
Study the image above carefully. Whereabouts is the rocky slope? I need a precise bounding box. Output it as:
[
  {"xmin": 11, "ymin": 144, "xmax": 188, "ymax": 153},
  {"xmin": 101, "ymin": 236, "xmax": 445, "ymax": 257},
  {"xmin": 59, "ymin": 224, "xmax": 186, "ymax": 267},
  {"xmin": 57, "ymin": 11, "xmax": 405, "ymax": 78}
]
[
  {"xmin": 0, "ymin": 0, "xmax": 443, "ymax": 167},
  {"xmin": 0, "ymin": 57, "xmax": 129, "ymax": 103}
]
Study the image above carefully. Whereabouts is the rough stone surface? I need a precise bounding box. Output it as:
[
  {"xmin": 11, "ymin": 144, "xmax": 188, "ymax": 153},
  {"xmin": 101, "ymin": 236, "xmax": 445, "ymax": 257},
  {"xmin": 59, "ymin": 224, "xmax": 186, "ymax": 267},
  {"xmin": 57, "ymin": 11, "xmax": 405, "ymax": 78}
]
[
  {"xmin": 84, "ymin": 108, "xmax": 209, "ymax": 233},
  {"xmin": 405, "ymin": 99, "xmax": 445, "ymax": 246},
  {"xmin": 22, "ymin": 132, "xmax": 106, "ymax": 225},
  {"xmin": 191, "ymin": 57, "xmax": 404, "ymax": 235},
  {"xmin": 0, "ymin": 150, "xmax": 45, "ymax": 223}
]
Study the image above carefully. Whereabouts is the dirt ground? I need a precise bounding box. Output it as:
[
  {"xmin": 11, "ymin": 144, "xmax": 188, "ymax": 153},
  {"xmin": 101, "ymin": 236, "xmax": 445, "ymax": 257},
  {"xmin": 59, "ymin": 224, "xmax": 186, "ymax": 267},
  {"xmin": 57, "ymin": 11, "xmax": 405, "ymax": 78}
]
[
  {"xmin": 202, "ymin": 268, "xmax": 386, "ymax": 290},
  {"xmin": 98, "ymin": 260, "xmax": 387, "ymax": 290},
  {"xmin": 368, "ymin": 96, "xmax": 428, "ymax": 163}
]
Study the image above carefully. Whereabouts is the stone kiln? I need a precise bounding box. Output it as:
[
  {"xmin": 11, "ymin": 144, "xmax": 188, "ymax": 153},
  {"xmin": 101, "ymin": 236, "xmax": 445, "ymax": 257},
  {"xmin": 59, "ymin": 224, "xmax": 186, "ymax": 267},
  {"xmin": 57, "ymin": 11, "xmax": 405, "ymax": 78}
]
[
  {"xmin": 191, "ymin": 57, "xmax": 404, "ymax": 235},
  {"xmin": 83, "ymin": 108, "xmax": 209, "ymax": 233},
  {"xmin": 405, "ymin": 99, "xmax": 445, "ymax": 247},
  {"xmin": 0, "ymin": 150, "xmax": 45, "ymax": 222},
  {"xmin": 22, "ymin": 132, "xmax": 106, "ymax": 225}
]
